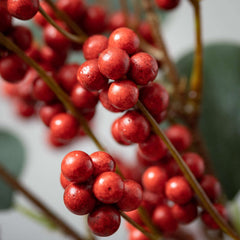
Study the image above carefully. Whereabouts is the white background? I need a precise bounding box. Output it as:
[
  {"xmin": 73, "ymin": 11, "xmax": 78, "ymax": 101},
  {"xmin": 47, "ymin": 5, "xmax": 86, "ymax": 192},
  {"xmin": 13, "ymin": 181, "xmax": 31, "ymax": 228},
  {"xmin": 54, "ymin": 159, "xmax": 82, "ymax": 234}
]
[{"xmin": 0, "ymin": 0, "xmax": 240, "ymax": 239}]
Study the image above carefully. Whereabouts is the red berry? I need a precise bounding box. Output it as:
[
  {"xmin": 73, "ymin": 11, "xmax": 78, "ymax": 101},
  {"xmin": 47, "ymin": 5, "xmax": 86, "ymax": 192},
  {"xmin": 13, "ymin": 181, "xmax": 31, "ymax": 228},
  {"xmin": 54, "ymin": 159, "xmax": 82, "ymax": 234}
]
[
  {"xmin": 60, "ymin": 172, "xmax": 71, "ymax": 189},
  {"xmin": 117, "ymin": 179, "xmax": 143, "ymax": 211},
  {"xmin": 50, "ymin": 113, "xmax": 78, "ymax": 140},
  {"xmin": 64, "ymin": 182, "xmax": 96, "ymax": 215},
  {"xmin": 165, "ymin": 124, "xmax": 192, "ymax": 152},
  {"xmin": 129, "ymin": 228, "xmax": 150, "ymax": 240},
  {"xmin": 139, "ymin": 82, "xmax": 169, "ymax": 122},
  {"xmin": 138, "ymin": 133, "xmax": 167, "ymax": 162},
  {"xmin": 142, "ymin": 166, "xmax": 168, "ymax": 194},
  {"xmin": 57, "ymin": 63, "xmax": 79, "ymax": 93},
  {"xmin": 0, "ymin": 55, "xmax": 28, "ymax": 83},
  {"xmin": 0, "ymin": 7, "xmax": 12, "ymax": 32},
  {"xmin": 88, "ymin": 205, "xmax": 121, "ymax": 237},
  {"xmin": 93, "ymin": 171, "xmax": 124, "ymax": 204},
  {"xmin": 15, "ymin": 99, "xmax": 35, "ymax": 117},
  {"xmin": 98, "ymin": 47, "xmax": 130, "ymax": 80},
  {"xmin": 83, "ymin": 35, "xmax": 108, "ymax": 60},
  {"xmin": 172, "ymin": 201, "xmax": 198, "ymax": 224},
  {"xmin": 155, "ymin": 0, "xmax": 180, "ymax": 10},
  {"xmin": 61, "ymin": 150, "xmax": 93, "ymax": 182},
  {"xmin": 82, "ymin": 5, "xmax": 106, "ymax": 35},
  {"xmin": 118, "ymin": 110, "xmax": 151, "ymax": 143},
  {"xmin": 108, "ymin": 80, "xmax": 139, "ymax": 110},
  {"xmin": 7, "ymin": 0, "xmax": 39, "ymax": 20},
  {"xmin": 129, "ymin": 52, "xmax": 158, "ymax": 85},
  {"xmin": 77, "ymin": 59, "xmax": 108, "ymax": 91},
  {"xmin": 108, "ymin": 27, "xmax": 140, "ymax": 55},
  {"xmin": 201, "ymin": 204, "xmax": 228, "ymax": 229},
  {"xmin": 165, "ymin": 176, "xmax": 193, "ymax": 204},
  {"xmin": 182, "ymin": 152, "xmax": 205, "ymax": 179},
  {"xmin": 125, "ymin": 209, "xmax": 144, "ymax": 227},
  {"xmin": 39, "ymin": 103, "xmax": 65, "ymax": 127},
  {"xmin": 200, "ymin": 174, "xmax": 221, "ymax": 202},
  {"xmin": 152, "ymin": 205, "xmax": 178, "ymax": 233},
  {"xmin": 48, "ymin": 131, "xmax": 69, "ymax": 147},
  {"xmin": 107, "ymin": 11, "xmax": 128, "ymax": 31},
  {"xmin": 90, "ymin": 151, "xmax": 116, "ymax": 176},
  {"xmin": 71, "ymin": 83, "xmax": 99, "ymax": 110},
  {"xmin": 138, "ymin": 21, "xmax": 154, "ymax": 44}
]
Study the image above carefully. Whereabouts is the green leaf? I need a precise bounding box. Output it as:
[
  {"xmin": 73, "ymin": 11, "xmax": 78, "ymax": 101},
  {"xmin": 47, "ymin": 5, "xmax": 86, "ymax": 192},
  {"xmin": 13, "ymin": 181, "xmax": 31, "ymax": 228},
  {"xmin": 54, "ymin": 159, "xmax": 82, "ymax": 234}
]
[
  {"xmin": 176, "ymin": 43, "xmax": 240, "ymax": 199},
  {"xmin": 0, "ymin": 130, "xmax": 25, "ymax": 209}
]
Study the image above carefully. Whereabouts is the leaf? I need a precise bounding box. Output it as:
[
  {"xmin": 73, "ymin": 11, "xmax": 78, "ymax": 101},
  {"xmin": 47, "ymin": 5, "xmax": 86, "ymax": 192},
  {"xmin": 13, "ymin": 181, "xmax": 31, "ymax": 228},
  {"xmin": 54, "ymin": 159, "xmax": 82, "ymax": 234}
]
[
  {"xmin": 0, "ymin": 130, "xmax": 25, "ymax": 209},
  {"xmin": 176, "ymin": 43, "xmax": 240, "ymax": 199}
]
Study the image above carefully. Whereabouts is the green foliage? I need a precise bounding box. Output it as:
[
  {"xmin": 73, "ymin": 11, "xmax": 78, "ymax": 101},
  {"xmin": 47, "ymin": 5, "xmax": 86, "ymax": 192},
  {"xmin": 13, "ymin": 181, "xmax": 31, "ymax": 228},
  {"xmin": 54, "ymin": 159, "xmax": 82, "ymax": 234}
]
[
  {"xmin": 177, "ymin": 43, "xmax": 240, "ymax": 199},
  {"xmin": 0, "ymin": 131, "xmax": 25, "ymax": 209}
]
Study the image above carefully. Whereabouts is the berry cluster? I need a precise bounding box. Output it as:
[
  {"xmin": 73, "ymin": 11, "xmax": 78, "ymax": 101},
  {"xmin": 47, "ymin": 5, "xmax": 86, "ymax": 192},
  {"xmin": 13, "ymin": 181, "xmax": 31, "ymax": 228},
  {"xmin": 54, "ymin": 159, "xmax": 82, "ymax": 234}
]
[{"xmin": 61, "ymin": 150, "xmax": 143, "ymax": 236}]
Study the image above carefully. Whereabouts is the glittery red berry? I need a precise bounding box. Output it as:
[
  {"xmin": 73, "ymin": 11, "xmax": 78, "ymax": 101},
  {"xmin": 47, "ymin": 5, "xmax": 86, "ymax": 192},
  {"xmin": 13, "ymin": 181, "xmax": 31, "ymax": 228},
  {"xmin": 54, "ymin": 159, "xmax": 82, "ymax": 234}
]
[
  {"xmin": 61, "ymin": 150, "xmax": 93, "ymax": 182},
  {"xmin": 98, "ymin": 47, "xmax": 130, "ymax": 80},
  {"xmin": 64, "ymin": 182, "xmax": 96, "ymax": 215},
  {"xmin": 93, "ymin": 171, "xmax": 124, "ymax": 204},
  {"xmin": 165, "ymin": 176, "xmax": 193, "ymax": 205},
  {"xmin": 88, "ymin": 205, "xmax": 121, "ymax": 237}
]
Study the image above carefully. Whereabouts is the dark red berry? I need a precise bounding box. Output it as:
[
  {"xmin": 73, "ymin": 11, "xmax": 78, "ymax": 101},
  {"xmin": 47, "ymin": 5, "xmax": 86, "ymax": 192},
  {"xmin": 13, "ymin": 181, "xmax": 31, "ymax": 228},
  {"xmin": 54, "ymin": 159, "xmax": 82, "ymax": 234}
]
[
  {"xmin": 60, "ymin": 172, "xmax": 71, "ymax": 189},
  {"xmin": 61, "ymin": 150, "xmax": 93, "ymax": 182},
  {"xmin": 0, "ymin": 7, "xmax": 12, "ymax": 32},
  {"xmin": 155, "ymin": 0, "xmax": 180, "ymax": 10},
  {"xmin": 50, "ymin": 113, "xmax": 78, "ymax": 141},
  {"xmin": 117, "ymin": 179, "xmax": 143, "ymax": 211},
  {"xmin": 15, "ymin": 99, "xmax": 35, "ymax": 117},
  {"xmin": 88, "ymin": 205, "xmax": 121, "ymax": 237},
  {"xmin": 90, "ymin": 151, "xmax": 116, "ymax": 176},
  {"xmin": 77, "ymin": 59, "xmax": 108, "ymax": 91},
  {"xmin": 98, "ymin": 47, "xmax": 130, "ymax": 80},
  {"xmin": 64, "ymin": 182, "xmax": 96, "ymax": 215},
  {"xmin": 108, "ymin": 80, "xmax": 139, "ymax": 110},
  {"xmin": 93, "ymin": 171, "xmax": 124, "ymax": 204},
  {"xmin": 83, "ymin": 35, "xmax": 108, "ymax": 60},
  {"xmin": 165, "ymin": 176, "xmax": 193, "ymax": 205},
  {"xmin": 142, "ymin": 166, "xmax": 168, "ymax": 194},
  {"xmin": 7, "ymin": 0, "xmax": 39, "ymax": 20}
]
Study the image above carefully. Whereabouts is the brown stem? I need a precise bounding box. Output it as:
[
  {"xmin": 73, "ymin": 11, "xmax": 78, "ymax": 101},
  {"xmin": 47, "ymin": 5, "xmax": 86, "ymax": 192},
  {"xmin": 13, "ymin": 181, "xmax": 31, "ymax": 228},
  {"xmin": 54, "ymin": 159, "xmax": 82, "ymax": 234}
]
[
  {"xmin": 136, "ymin": 100, "xmax": 240, "ymax": 240},
  {"xmin": 0, "ymin": 164, "xmax": 85, "ymax": 240},
  {"xmin": 141, "ymin": 0, "xmax": 179, "ymax": 88}
]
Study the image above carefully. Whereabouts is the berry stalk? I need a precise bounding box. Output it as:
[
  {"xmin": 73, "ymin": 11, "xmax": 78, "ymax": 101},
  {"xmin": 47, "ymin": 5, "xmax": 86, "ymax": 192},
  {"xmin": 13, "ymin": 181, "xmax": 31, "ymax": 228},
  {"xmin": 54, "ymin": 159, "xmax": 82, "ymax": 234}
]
[{"xmin": 136, "ymin": 100, "xmax": 240, "ymax": 240}]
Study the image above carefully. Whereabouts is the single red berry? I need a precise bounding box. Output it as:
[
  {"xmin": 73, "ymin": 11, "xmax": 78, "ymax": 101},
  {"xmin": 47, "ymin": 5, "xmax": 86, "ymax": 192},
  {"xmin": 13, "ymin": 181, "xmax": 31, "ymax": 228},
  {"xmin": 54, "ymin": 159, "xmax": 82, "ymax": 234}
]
[
  {"xmin": 82, "ymin": 5, "xmax": 106, "ymax": 35},
  {"xmin": 108, "ymin": 80, "xmax": 139, "ymax": 110},
  {"xmin": 111, "ymin": 118, "xmax": 132, "ymax": 145},
  {"xmin": 118, "ymin": 110, "xmax": 151, "ymax": 143},
  {"xmin": 39, "ymin": 103, "xmax": 65, "ymax": 127},
  {"xmin": 142, "ymin": 166, "xmax": 168, "ymax": 194},
  {"xmin": 200, "ymin": 174, "xmax": 221, "ymax": 202},
  {"xmin": 139, "ymin": 83, "xmax": 169, "ymax": 122},
  {"xmin": 0, "ymin": 55, "xmax": 28, "ymax": 83},
  {"xmin": 64, "ymin": 182, "xmax": 96, "ymax": 215},
  {"xmin": 0, "ymin": 6, "xmax": 12, "ymax": 32},
  {"xmin": 34, "ymin": 1, "xmax": 55, "ymax": 27},
  {"xmin": 60, "ymin": 172, "xmax": 71, "ymax": 189},
  {"xmin": 99, "ymin": 87, "xmax": 122, "ymax": 113},
  {"xmin": 88, "ymin": 205, "xmax": 121, "ymax": 237},
  {"xmin": 15, "ymin": 99, "xmax": 35, "ymax": 117},
  {"xmin": 136, "ymin": 148, "xmax": 154, "ymax": 167},
  {"xmin": 129, "ymin": 228, "xmax": 150, "ymax": 240},
  {"xmin": 56, "ymin": 0, "xmax": 85, "ymax": 24},
  {"xmin": 93, "ymin": 171, "xmax": 124, "ymax": 204},
  {"xmin": 159, "ymin": 157, "xmax": 180, "ymax": 177},
  {"xmin": 117, "ymin": 179, "xmax": 143, "ymax": 212},
  {"xmin": 155, "ymin": 0, "xmax": 180, "ymax": 10},
  {"xmin": 71, "ymin": 83, "xmax": 99, "ymax": 110},
  {"xmin": 129, "ymin": 52, "xmax": 158, "ymax": 85},
  {"xmin": 108, "ymin": 27, "xmax": 140, "ymax": 55},
  {"xmin": 165, "ymin": 176, "xmax": 193, "ymax": 204},
  {"xmin": 48, "ymin": 131, "xmax": 70, "ymax": 147},
  {"xmin": 182, "ymin": 152, "xmax": 205, "ymax": 179},
  {"xmin": 83, "ymin": 35, "xmax": 108, "ymax": 60},
  {"xmin": 25, "ymin": 43, "xmax": 41, "ymax": 62},
  {"xmin": 172, "ymin": 201, "xmax": 198, "ymax": 224},
  {"xmin": 107, "ymin": 11, "xmax": 128, "ymax": 31},
  {"xmin": 98, "ymin": 47, "xmax": 130, "ymax": 80},
  {"xmin": 61, "ymin": 150, "xmax": 93, "ymax": 182},
  {"xmin": 138, "ymin": 21, "xmax": 154, "ymax": 44},
  {"xmin": 201, "ymin": 204, "xmax": 228, "ymax": 229},
  {"xmin": 43, "ymin": 21, "xmax": 70, "ymax": 52},
  {"xmin": 90, "ymin": 151, "xmax": 116, "ymax": 177},
  {"xmin": 77, "ymin": 59, "xmax": 108, "ymax": 91},
  {"xmin": 1, "ymin": 82, "xmax": 18, "ymax": 97},
  {"xmin": 152, "ymin": 205, "xmax": 178, "ymax": 233},
  {"xmin": 7, "ymin": 0, "xmax": 39, "ymax": 20},
  {"xmin": 165, "ymin": 124, "xmax": 192, "ymax": 152},
  {"xmin": 57, "ymin": 63, "xmax": 79, "ymax": 93},
  {"xmin": 138, "ymin": 133, "xmax": 167, "ymax": 162},
  {"xmin": 50, "ymin": 113, "xmax": 78, "ymax": 141}
]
